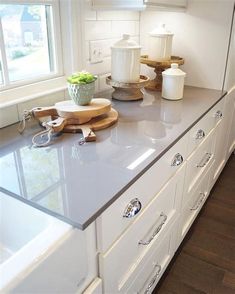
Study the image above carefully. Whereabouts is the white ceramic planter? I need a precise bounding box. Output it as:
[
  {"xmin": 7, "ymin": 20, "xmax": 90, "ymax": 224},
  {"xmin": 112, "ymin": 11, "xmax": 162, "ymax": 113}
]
[
  {"xmin": 162, "ymin": 63, "xmax": 186, "ymax": 100},
  {"xmin": 111, "ymin": 34, "xmax": 141, "ymax": 83},
  {"xmin": 148, "ymin": 24, "xmax": 173, "ymax": 62}
]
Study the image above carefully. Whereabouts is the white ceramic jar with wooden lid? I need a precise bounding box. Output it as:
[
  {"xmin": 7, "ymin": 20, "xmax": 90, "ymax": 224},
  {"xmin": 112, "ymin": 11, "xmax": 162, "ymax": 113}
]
[
  {"xmin": 162, "ymin": 63, "xmax": 186, "ymax": 100},
  {"xmin": 111, "ymin": 34, "xmax": 141, "ymax": 83},
  {"xmin": 148, "ymin": 23, "xmax": 174, "ymax": 61}
]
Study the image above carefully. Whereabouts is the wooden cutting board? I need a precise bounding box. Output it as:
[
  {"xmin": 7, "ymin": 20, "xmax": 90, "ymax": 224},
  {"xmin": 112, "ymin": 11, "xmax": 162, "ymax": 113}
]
[
  {"xmin": 32, "ymin": 98, "xmax": 111, "ymax": 124},
  {"xmin": 46, "ymin": 108, "xmax": 118, "ymax": 142}
]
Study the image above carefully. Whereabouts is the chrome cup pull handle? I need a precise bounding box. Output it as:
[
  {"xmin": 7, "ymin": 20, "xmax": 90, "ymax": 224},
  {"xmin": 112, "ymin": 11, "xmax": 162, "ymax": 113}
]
[
  {"xmin": 195, "ymin": 129, "xmax": 205, "ymax": 140},
  {"xmin": 139, "ymin": 213, "xmax": 167, "ymax": 245},
  {"xmin": 196, "ymin": 152, "xmax": 212, "ymax": 168},
  {"xmin": 214, "ymin": 110, "xmax": 223, "ymax": 119},
  {"xmin": 144, "ymin": 264, "xmax": 162, "ymax": 294},
  {"xmin": 191, "ymin": 192, "xmax": 206, "ymax": 211},
  {"xmin": 171, "ymin": 153, "xmax": 184, "ymax": 166},
  {"xmin": 123, "ymin": 198, "xmax": 142, "ymax": 218}
]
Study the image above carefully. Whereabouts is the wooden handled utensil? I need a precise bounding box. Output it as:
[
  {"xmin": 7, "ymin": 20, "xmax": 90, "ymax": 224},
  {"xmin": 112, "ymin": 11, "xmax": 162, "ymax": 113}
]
[{"xmin": 45, "ymin": 108, "xmax": 118, "ymax": 143}]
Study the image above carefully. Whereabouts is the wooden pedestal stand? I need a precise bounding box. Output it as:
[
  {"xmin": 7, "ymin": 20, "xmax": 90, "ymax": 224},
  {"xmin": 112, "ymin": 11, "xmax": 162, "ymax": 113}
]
[
  {"xmin": 106, "ymin": 75, "xmax": 150, "ymax": 101},
  {"xmin": 140, "ymin": 55, "xmax": 184, "ymax": 91}
]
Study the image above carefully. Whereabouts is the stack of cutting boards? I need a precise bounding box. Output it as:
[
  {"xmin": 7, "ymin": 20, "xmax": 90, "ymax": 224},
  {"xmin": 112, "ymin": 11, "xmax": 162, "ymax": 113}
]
[{"xmin": 32, "ymin": 98, "xmax": 118, "ymax": 142}]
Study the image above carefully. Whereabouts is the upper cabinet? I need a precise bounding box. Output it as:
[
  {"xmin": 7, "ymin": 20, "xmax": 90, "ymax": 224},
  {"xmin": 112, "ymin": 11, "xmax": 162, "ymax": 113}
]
[
  {"xmin": 91, "ymin": 0, "xmax": 146, "ymax": 10},
  {"xmin": 91, "ymin": 0, "xmax": 187, "ymax": 10},
  {"xmin": 144, "ymin": 0, "xmax": 187, "ymax": 9}
]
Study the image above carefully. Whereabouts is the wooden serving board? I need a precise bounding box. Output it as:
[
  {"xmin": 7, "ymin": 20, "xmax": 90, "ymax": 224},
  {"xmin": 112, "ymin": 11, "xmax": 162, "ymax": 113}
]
[
  {"xmin": 32, "ymin": 98, "xmax": 111, "ymax": 124},
  {"xmin": 46, "ymin": 108, "xmax": 118, "ymax": 142}
]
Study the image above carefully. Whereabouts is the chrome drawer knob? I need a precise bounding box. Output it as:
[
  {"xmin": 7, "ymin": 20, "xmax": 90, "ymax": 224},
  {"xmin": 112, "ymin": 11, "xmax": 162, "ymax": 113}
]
[
  {"xmin": 123, "ymin": 198, "xmax": 142, "ymax": 218},
  {"xmin": 215, "ymin": 110, "xmax": 223, "ymax": 119},
  {"xmin": 171, "ymin": 153, "xmax": 184, "ymax": 166},
  {"xmin": 195, "ymin": 129, "xmax": 205, "ymax": 140}
]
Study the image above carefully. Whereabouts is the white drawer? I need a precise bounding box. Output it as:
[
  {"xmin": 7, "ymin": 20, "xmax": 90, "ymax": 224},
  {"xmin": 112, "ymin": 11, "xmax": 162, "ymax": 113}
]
[
  {"xmin": 99, "ymin": 166, "xmax": 185, "ymax": 294},
  {"xmin": 82, "ymin": 278, "xmax": 102, "ymax": 294},
  {"xmin": 124, "ymin": 221, "xmax": 178, "ymax": 294},
  {"xmin": 209, "ymin": 98, "xmax": 225, "ymax": 128},
  {"xmin": 179, "ymin": 163, "xmax": 213, "ymax": 243},
  {"xmin": 187, "ymin": 113, "xmax": 214, "ymax": 156},
  {"xmin": 96, "ymin": 134, "xmax": 188, "ymax": 252},
  {"xmin": 183, "ymin": 128, "xmax": 215, "ymax": 206},
  {"xmin": 187, "ymin": 98, "xmax": 225, "ymax": 156}
]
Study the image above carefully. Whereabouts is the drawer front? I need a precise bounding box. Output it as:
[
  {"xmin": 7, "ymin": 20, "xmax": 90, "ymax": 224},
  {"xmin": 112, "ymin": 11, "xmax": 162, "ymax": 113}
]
[
  {"xmin": 99, "ymin": 166, "xmax": 185, "ymax": 294},
  {"xmin": 183, "ymin": 129, "xmax": 215, "ymax": 204},
  {"xmin": 187, "ymin": 114, "xmax": 214, "ymax": 156},
  {"xmin": 97, "ymin": 134, "xmax": 188, "ymax": 252},
  {"xmin": 82, "ymin": 278, "xmax": 102, "ymax": 294},
  {"xmin": 179, "ymin": 164, "xmax": 213, "ymax": 243},
  {"xmin": 187, "ymin": 98, "xmax": 224, "ymax": 156},
  {"xmin": 125, "ymin": 221, "xmax": 177, "ymax": 294},
  {"xmin": 209, "ymin": 98, "xmax": 225, "ymax": 128}
]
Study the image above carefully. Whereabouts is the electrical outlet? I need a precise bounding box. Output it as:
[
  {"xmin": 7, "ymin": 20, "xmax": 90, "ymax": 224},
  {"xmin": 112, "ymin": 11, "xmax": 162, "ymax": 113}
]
[{"xmin": 89, "ymin": 41, "xmax": 103, "ymax": 64}]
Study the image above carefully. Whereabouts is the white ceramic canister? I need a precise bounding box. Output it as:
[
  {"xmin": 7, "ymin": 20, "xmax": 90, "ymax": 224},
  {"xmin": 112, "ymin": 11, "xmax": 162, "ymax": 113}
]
[
  {"xmin": 111, "ymin": 34, "xmax": 141, "ymax": 83},
  {"xmin": 162, "ymin": 63, "xmax": 186, "ymax": 100},
  {"xmin": 148, "ymin": 23, "xmax": 174, "ymax": 62}
]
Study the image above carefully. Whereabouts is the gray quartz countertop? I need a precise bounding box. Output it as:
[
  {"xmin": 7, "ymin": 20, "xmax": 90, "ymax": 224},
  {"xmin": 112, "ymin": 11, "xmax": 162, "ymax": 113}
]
[{"xmin": 0, "ymin": 86, "xmax": 225, "ymax": 229}]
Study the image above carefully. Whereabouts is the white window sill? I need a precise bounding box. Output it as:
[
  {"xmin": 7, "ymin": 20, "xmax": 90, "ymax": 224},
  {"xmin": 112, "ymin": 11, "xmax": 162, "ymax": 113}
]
[{"xmin": 0, "ymin": 76, "xmax": 68, "ymax": 109}]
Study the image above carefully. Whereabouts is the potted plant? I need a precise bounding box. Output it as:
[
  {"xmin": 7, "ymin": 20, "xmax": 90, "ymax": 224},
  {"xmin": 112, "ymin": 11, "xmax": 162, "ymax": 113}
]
[{"xmin": 67, "ymin": 71, "xmax": 97, "ymax": 106}]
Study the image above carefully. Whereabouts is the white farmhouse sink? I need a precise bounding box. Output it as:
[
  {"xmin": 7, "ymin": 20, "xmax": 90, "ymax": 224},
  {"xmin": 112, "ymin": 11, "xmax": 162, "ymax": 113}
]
[{"xmin": 0, "ymin": 191, "xmax": 72, "ymax": 291}]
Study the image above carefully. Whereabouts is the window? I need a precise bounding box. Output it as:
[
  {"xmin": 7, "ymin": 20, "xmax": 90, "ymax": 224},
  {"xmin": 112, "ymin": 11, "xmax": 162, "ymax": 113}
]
[{"xmin": 0, "ymin": 1, "xmax": 63, "ymax": 90}]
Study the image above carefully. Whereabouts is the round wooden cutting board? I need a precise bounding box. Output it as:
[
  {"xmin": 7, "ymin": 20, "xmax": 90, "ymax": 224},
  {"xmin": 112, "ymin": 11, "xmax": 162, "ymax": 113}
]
[{"xmin": 32, "ymin": 98, "xmax": 111, "ymax": 124}]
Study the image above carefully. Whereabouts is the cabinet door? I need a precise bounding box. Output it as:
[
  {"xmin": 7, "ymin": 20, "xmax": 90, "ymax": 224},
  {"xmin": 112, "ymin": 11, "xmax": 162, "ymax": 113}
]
[
  {"xmin": 144, "ymin": 0, "xmax": 187, "ymax": 8},
  {"xmin": 212, "ymin": 95, "xmax": 233, "ymax": 184},
  {"xmin": 99, "ymin": 165, "xmax": 185, "ymax": 294},
  {"xmin": 226, "ymin": 91, "xmax": 235, "ymax": 157},
  {"xmin": 92, "ymin": 0, "xmax": 145, "ymax": 10}
]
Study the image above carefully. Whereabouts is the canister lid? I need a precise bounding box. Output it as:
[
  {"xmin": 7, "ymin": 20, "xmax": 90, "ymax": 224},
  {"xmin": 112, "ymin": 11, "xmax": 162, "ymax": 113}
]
[
  {"xmin": 111, "ymin": 34, "xmax": 141, "ymax": 50},
  {"xmin": 162, "ymin": 63, "xmax": 186, "ymax": 77},
  {"xmin": 149, "ymin": 23, "xmax": 174, "ymax": 37}
]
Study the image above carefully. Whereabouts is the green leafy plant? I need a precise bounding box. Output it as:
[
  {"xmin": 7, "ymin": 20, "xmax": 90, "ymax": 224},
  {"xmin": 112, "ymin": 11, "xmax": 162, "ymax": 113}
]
[{"xmin": 67, "ymin": 71, "xmax": 97, "ymax": 85}]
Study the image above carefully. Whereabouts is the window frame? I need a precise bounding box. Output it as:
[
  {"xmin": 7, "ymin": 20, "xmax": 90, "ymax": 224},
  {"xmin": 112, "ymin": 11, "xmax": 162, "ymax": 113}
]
[
  {"xmin": 0, "ymin": 0, "xmax": 64, "ymax": 91},
  {"xmin": 0, "ymin": 0, "xmax": 84, "ymax": 108}
]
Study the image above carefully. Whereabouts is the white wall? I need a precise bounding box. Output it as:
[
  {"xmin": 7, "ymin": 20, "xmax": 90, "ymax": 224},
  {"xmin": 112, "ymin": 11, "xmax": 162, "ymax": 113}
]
[
  {"xmin": 140, "ymin": 0, "xmax": 234, "ymax": 90},
  {"xmin": 83, "ymin": 0, "xmax": 140, "ymax": 92}
]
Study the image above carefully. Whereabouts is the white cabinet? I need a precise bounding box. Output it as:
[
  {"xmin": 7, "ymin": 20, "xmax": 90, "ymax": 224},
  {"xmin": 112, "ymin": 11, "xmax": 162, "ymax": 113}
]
[
  {"xmin": 211, "ymin": 95, "xmax": 233, "ymax": 185},
  {"xmin": 178, "ymin": 163, "xmax": 213, "ymax": 243},
  {"xmin": 82, "ymin": 278, "xmax": 102, "ymax": 294},
  {"xmin": 99, "ymin": 166, "xmax": 185, "ymax": 293},
  {"xmin": 226, "ymin": 90, "xmax": 235, "ymax": 157},
  {"xmin": 96, "ymin": 94, "xmax": 234, "ymax": 294},
  {"xmin": 144, "ymin": 0, "xmax": 187, "ymax": 9},
  {"xmin": 91, "ymin": 0, "xmax": 187, "ymax": 10},
  {"xmin": 91, "ymin": 0, "xmax": 145, "ymax": 10}
]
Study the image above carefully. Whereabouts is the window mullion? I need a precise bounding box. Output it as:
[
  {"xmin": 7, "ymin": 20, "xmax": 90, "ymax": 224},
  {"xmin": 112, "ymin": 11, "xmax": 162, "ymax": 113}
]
[{"xmin": 0, "ymin": 18, "xmax": 10, "ymax": 86}]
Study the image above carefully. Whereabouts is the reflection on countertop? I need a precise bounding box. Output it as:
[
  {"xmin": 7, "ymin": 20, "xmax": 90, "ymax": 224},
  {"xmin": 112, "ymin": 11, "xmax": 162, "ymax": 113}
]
[{"xmin": 0, "ymin": 86, "xmax": 225, "ymax": 229}]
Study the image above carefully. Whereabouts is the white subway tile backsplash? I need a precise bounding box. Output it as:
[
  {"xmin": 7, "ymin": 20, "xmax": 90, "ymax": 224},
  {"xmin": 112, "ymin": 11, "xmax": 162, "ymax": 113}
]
[
  {"xmin": 0, "ymin": 105, "xmax": 19, "ymax": 128},
  {"xmin": 84, "ymin": 0, "xmax": 97, "ymax": 20},
  {"xmin": 85, "ymin": 57, "xmax": 111, "ymax": 75},
  {"xmin": 85, "ymin": 41, "xmax": 90, "ymax": 60},
  {"xmin": 98, "ymin": 73, "xmax": 112, "ymax": 92},
  {"xmin": 85, "ymin": 21, "xmax": 112, "ymax": 40},
  {"xmin": 97, "ymin": 11, "xmax": 139, "ymax": 21},
  {"xmin": 111, "ymin": 21, "xmax": 139, "ymax": 38}
]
